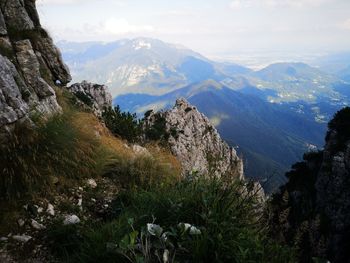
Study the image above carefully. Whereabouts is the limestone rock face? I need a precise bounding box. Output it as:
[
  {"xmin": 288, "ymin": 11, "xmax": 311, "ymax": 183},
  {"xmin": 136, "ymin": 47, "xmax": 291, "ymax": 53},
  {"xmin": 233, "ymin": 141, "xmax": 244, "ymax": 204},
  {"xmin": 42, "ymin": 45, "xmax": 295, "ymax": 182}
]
[
  {"xmin": 15, "ymin": 40, "xmax": 55, "ymax": 98},
  {"xmin": 33, "ymin": 36, "xmax": 71, "ymax": 85},
  {"xmin": 0, "ymin": 9, "xmax": 7, "ymax": 35},
  {"xmin": 0, "ymin": 0, "xmax": 71, "ymax": 137},
  {"xmin": 1, "ymin": 0, "xmax": 34, "ymax": 31},
  {"xmin": 145, "ymin": 98, "xmax": 244, "ymax": 179},
  {"xmin": 271, "ymin": 108, "xmax": 350, "ymax": 263},
  {"xmin": 68, "ymin": 81, "xmax": 112, "ymax": 117},
  {"xmin": 315, "ymin": 130, "xmax": 350, "ymax": 262},
  {"xmin": 0, "ymin": 55, "xmax": 30, "ymax": 129}
]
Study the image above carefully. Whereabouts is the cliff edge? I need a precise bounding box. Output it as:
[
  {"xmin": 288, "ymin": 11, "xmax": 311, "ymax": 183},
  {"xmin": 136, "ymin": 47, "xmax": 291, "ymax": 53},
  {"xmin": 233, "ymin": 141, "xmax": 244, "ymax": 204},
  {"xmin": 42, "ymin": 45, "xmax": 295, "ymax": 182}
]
[{"xmin": 0, "ymin": 0, "xmax": 71, "ymax": 138}]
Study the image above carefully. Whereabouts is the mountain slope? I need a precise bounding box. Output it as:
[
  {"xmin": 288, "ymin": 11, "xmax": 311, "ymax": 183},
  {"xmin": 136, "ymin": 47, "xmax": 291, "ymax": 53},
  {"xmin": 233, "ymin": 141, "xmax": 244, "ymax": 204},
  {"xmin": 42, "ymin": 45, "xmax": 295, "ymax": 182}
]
[
  {"xmin": 58, "ymin": 38, "xmax": 250, "ymax": 96},
  {"xmin": 246, "ymin": 62, "xmax": 342, "ymax": 103},
  {"xmin": 116, "ymin": 80, "xmax": 325, "ymax": 192}
]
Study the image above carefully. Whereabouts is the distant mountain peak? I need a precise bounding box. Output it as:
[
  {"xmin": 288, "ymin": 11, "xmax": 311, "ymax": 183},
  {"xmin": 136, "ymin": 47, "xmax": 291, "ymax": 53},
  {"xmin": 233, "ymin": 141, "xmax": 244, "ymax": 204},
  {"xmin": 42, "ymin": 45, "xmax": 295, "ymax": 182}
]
[{"xmin": 132, "ymin": 39, "xmax": 152, "ymax": 50}]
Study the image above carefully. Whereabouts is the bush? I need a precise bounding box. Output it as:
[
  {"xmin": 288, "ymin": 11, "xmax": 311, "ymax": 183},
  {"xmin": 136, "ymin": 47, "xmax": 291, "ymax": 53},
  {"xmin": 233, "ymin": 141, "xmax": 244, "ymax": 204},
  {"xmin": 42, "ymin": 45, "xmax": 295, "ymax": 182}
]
[
  {"xmin": 102, "ymin": 106, "xmax": 142, "ymax": 142},
  {"xmin": 73, "ymin": 91, "xmax": 94, "ymax": 107},
  {"xmin": 326, "ymin": 107, "xmax": 350, "ymax": 151},
  {"xmin": 47, "ymin": 177, "xmax": 296, "ymax": 262},
  {"xmin": 144, "ymin": 114, "xmax": 169, "ymax": 142}
]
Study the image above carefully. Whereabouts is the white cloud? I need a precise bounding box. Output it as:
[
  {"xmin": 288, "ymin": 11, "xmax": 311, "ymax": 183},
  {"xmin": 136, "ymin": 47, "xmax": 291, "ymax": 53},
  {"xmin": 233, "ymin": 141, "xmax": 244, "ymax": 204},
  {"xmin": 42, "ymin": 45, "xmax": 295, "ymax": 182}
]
[
  {"xmin": 38, "ymin": 0, "xmax": 126, "ymax": 6},
  {"xmin": 229, "ymin": 0, "xmax": 331, "ymax": 9},
  {"xmin": 339, "ymin": 18, "xmax": 350, "ymax": 30},
  {"xmin": 38, "ymin": 0, "xmax": 86, "ymax": 4},
  {"xmin": 103, "ymin": 18, "xmax": 154, "ymax": 35}
]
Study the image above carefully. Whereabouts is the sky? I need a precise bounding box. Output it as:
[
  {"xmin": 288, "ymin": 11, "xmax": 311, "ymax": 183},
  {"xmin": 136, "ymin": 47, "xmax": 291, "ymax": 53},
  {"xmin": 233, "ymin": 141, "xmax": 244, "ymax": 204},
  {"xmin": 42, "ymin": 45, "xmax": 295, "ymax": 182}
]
[{"xmin": 37, "ymin": 0, "xmax": 350, "ymax": 61}]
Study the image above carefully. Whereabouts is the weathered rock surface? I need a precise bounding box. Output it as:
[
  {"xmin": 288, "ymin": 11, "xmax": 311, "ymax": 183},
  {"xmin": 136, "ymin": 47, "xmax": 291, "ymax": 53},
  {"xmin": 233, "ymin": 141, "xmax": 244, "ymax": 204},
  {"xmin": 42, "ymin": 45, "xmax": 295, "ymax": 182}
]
[
  {"xmin": 12, "ymin": 235, "xmax": 32, "ymax": 243},
  {"xmin": 46, "ymin": 203, "xmax": 55, "ymax": 216},
  {"xmin": 0, "ymin": 0, "xmax": 71, "ymax": 137},
  {"xmin": 63, "ymin": 215, "xmax": 80, "ymax": 225},
  {"xmin": 68, "ymin": 81, "xmax": 112, "ymax": 117},
  {"xmin": 30, "ymin": 219, "xmax": 45, "ymax": 230},
  {"xmin": 1, "ymin": 0, "xmax": 34, "ymax": 31},
  {"xmin": 0, "ymin": 54, "xmax": 30, "ymax": 134},
  {"xmin": 33, "ymin": 36, "xmax": 71, "ymax": 85},
  {"xmin": 314, "ymin": 130, "xmax": 350, "ymax": 262},
  {"xmin": 271, "ymin": 107, "xmax": 350, "ymax": 263},
  {"xmin": 145, "ymin": 98, "xmax": 243, "ymax": 179},
  {"xmin": 0, "ymin": 9, "xmax": 7, "ymax": 35}
]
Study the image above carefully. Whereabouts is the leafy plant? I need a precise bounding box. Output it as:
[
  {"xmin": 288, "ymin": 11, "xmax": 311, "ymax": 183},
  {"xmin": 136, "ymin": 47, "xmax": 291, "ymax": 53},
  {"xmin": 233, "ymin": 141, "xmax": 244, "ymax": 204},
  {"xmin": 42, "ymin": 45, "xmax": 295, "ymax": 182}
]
[{"xmin": 113, "ymin": 219, "xmax": 202, "ymax": 263}]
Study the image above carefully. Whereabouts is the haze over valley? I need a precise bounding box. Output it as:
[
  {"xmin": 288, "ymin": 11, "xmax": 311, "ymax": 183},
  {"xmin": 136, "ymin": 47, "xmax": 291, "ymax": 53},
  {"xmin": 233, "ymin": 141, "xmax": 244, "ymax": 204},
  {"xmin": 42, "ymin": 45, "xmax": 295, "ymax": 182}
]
[{"xmin": 57, "ymin": 38, "xmax": 350, "ymax": 191}]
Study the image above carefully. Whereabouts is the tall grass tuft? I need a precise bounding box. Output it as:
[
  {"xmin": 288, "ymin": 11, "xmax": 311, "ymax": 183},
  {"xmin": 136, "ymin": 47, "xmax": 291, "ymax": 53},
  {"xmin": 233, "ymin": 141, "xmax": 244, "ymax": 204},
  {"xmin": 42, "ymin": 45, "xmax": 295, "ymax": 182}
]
[{"xmin": 0, "ymin": 111, "xmax": 98, "ymax": 200}]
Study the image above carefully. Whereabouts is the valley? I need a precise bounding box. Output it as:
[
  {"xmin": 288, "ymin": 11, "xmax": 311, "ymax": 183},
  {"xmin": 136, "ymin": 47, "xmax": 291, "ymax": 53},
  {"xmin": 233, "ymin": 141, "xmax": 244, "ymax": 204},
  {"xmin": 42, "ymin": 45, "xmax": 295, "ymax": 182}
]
[{"xmin": 59, "ymin": 38, "xmax": 350, "ymax": 191}]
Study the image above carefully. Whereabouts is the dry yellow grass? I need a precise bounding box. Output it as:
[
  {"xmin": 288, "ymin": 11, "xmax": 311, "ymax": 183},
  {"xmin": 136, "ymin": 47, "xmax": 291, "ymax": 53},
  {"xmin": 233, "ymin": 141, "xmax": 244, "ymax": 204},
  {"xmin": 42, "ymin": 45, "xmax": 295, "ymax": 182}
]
[{"xmin": 65, "ymin": 96, "xmax": 182, "ymax": 185}]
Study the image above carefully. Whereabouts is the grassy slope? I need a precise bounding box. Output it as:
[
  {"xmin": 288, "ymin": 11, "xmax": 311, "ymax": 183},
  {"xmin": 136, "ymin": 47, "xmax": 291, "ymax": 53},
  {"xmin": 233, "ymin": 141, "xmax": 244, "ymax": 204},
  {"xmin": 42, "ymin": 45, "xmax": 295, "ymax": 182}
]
[
  {"xmin": 0, "ymin": 88, "xmax": 296, "ymax": 262},
  {"xmin": 0, "ymin": 87, "xmax": 181, "ymax": 233}
]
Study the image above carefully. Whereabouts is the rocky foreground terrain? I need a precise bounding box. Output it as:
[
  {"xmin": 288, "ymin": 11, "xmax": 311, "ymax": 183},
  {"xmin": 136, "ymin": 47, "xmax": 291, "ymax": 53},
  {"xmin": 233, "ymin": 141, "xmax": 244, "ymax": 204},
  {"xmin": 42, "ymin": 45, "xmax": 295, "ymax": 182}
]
[
  {"xmin": 0, "ymin": 2, "xmax": 249, "ymax": 262},
  {"xmin": 1, "ymin": 1, "xmax": 350, "ymax": 263}
]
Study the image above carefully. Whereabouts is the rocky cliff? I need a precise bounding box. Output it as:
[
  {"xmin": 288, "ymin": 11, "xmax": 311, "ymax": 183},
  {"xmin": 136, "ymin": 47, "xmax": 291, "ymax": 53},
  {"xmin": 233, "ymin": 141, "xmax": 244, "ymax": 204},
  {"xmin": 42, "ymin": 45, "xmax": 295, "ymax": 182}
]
[
  {"xmin": 271, "ymin": 107, "xmax": 350, "ymax": 263},
  {"xmin": 144, "ymin": 98, "xmax": 244, "ymax": 179},
  {"xmin": 0, "ymin": 0, "xmax": 71, "ymax": 138}
]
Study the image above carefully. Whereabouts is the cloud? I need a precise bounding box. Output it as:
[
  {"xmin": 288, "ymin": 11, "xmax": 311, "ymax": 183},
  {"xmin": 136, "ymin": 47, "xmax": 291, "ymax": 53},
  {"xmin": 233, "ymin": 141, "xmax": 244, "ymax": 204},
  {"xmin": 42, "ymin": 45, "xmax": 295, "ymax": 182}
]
[
  {"xmin": 49, "ymin": 18, "xmax": 155, "ymax": 42},
  {"xmin": 38, "ymin": 0, "xmax": 87, "ymax": 4},
  {"xmin": 103, "ymin": 18, "xmax": 154, "ymax": 35},
  {"xmin": 229, "ymin": 0, "xmax": 331, "ymax": 10},
  {"xmin": 38, "ymin": 0, "xmax": 126, "ymax": 6},
  {"xmin": 339, "ymin": 18, "xmax": 350, "ymax": 30}
]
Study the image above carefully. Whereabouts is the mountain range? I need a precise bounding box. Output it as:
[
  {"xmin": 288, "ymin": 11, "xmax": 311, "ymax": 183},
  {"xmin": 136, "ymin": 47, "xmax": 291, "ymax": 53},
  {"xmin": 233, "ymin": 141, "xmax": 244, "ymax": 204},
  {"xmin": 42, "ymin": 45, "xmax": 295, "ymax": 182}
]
[{"xmin": 58, "ymin": 38, "xmax": 350, "ymax": 192}]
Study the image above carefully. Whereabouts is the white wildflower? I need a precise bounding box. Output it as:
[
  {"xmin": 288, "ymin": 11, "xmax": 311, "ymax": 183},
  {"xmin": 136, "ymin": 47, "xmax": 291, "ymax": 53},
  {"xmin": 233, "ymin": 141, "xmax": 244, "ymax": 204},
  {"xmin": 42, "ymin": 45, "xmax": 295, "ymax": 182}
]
[
  {"xmin": 189, "ymin": 226, "xmax": 201, "ymax": 235},
  {"xmin": 147, "ymin": 223, "xmax": 163, "ymax": 236}
]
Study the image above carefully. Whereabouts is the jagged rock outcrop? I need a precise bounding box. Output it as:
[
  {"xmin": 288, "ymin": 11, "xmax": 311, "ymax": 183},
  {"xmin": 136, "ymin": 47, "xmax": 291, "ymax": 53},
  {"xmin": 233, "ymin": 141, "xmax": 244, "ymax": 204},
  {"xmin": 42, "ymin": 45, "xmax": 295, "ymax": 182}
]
[
  {"xmin": 1, "ymin": 0, "xmax": 34, "ymax": 30},
  {"xmin": 0, "ymin": 9, "xmax": 6, "ymax": 35},
  {"xmin": 0, "ymin": 0, "xmax": 71, "ymax": 138},
  {"xmin": 144, "ymin": 98, "xmax": 244, "ymax": 179},
  {"xmin": 68, "ymin": 81, "xmax": 112, "ymax": 117},
  {"xmin": 271, "ymin": 107, "xmax": 350, "ymax": 263},
  {"xmin": 314, "ymin": 109, "xmax": 350, "ymax": 263}
]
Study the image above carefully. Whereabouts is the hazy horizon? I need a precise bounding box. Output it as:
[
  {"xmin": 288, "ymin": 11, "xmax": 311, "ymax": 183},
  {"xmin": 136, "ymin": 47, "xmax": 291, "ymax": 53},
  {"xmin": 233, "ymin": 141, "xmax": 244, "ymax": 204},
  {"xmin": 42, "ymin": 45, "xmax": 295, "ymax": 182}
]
[{"xmin": 37, "ymin": 0, "xmax": 350, "ymax": 66}]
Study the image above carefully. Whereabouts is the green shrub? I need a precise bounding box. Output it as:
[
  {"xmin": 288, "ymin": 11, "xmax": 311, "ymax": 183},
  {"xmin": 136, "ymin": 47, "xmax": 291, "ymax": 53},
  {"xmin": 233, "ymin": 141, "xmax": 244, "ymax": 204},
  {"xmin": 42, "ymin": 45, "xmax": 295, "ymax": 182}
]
[
  {"xmin": 144, "ymin": 114, "xmax": 169, "ymax": 142},
  {"xmin": 74, "ymin": 91, "xmax": 94, "ymax": 107},
  {"xmin": 102, "ymin": 106, "xmax": 142, "ymax": 142},
  {"xmin": 326, "ymin": 107, "xmax": 350, "ymax": 151},
  {"xmin": 47, "ymin": 178, "xmax": 296, "ymax": 262}
]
